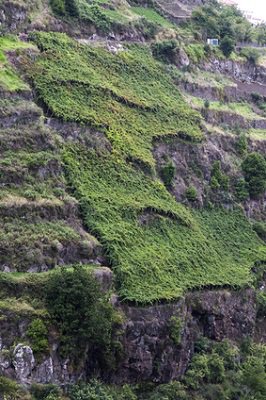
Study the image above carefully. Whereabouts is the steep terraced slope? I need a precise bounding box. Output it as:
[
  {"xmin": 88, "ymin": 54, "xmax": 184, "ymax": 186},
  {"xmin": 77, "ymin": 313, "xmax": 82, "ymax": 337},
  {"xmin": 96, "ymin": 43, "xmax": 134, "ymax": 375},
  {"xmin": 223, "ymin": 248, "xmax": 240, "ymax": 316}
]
[{"xmin": 22, "ymin": 31, "xmax": 266, "ymax": 302}]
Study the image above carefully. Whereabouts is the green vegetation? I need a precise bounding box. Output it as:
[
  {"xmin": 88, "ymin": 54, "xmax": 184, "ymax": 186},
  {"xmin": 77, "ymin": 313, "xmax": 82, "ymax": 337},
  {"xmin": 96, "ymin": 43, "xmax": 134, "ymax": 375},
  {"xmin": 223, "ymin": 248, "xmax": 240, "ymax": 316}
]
[
  {"xmin": 185, "ymin": 185, "xmax": 198, "ymax": 202},
  {"xmin": 242, "ymin": 152, "xmax": 266, "ymax": 199},
  {"xmin": 220, "ymin": 36, "xmax": 235, "ymax": 57},
  {"xmin": 235, "ymin": 134, "xmax": 247, "ymax": 155},
  {"xmin": 240, "ymin": 47, "xmax": 260, "ymax": 64},
  {"xmin": 0, "ymin": 36, "xmax": 33, "ymax": 92},
  {"xmin": 234, "ymin": 178, "xmax": 249, "ymax": 201},
  {"xmin": 169, "ymin": 316, "xmax": 183, "ymax": 346},
  {"xmin": 210, "ymin": 161, "xmax": 229, "ymax": 191},
  {"xmin": 26, "ymin": 319, "xmax": 49, "ymax": 357},
  {"xmin": 188, "ymin": 96, "xmax": 264, "ymax": 121},
  {"xmin": 29, "ymin": 31, "xmax": 202, "ymax": 168},
  {"xmin": 151, "ymin": 40, "xmax": 178, "ymax": 64},
  {"xmin": 185, "ymin": 43, "xmax": 205, "ymax": 64},
  {"xmin": 191, "ymin": 2, "xmax": 253, "ymax": 44},
  {"xmin": 46, "ymin": 265, "xmax": 115, "ymax": 359},
  {"xmin": 0, "ymin": 218, "xmax": 83, "ymax": 271},
  {"xmin": 21, "ymin": 31, "xmax": 266, "ymax": 302},
  {"xmin": 253, "ymin": 221, "xmax": 266, "ymax": 242},
  {"xmin": 49, "ymin": 0, "xmax": 165, "ymax": 37},
  {"xmin": 131, "ymin": 7, "xmax": 175, "ymax": 29},
  {"xmin": 63, "ymin": 146, "xmax": 265, "ymax": 302},
  {"xmin": 159, "ymin": 159, "xmax": 176, "ymax": 188}
]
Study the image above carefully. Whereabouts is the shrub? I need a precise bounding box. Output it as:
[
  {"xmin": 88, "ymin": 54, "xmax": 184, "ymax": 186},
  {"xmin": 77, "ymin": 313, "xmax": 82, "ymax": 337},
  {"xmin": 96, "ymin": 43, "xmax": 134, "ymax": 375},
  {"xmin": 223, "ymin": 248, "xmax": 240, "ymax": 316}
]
[
  {"xmin": 210, "ymin": 161, "xmax": 229, "ymax": 191},
  {"xmin": 220, "ymin": 36, "xmax": 235, "ymax": 57},
  {"xmin": 242, "ymin": 152, "xmax": 266, "ymax": 198},
  {"xmin": 204, "ymin": 99, "xmax": 210, "ymax": 109},
  {"xmin": 45, "ymin": 265, "xmax": 114, "ymax": 360},
  {"xmin": 241, "ymin": 356, "xmax": 266, "ymax": 396},
  {"xmin": 235, "ymin": 134, "xmax": 247, "ymax": 156},
  {"xmin": 240, "ymin": 48, "xmax": 260, "ymax": 65},
  {"xmin": 151, "ymin": 40, "xmax": 178, "ymax": 64},
  {"xmin": 169, "ymin": 316, "xmax": 183, "ymax": 346},
  {"xmin": 235, "ymin": 178, "xmax": 249, "ymax": 201},
  {"xmin": 0, "ymin": 377, "xmax": 20, "ymax": 399},
  {"xmin": 186, "ymin": 44, "xmax": 205, "ymax": 64},
  {"xmin": 160, "ymin": 160, "xmax": 176, "ymax": 188},
  {"xmin": 185, "ymin": 185, "xmax": 198, "ymax": 201},
  {"xmin": 27, "ymin": 319, "xmax": 49, "ymax": 357},
  {"xmin": 50, "ymin": 0, "xmax": 65, "ymax": 15},
  {"xmin": 70, "ymin": 381, "xmax": 113, "ymax": 400},
  {"xmin": 30, "ymin": 383, "xmax": 61, "ymax": 400},
  {"xmin": 253, "ymin": 221, "xmax": 266, "ymax": 241},
  {"xmin": 257, "ymin": 290, "xmax": 266, "ymax": 318}
]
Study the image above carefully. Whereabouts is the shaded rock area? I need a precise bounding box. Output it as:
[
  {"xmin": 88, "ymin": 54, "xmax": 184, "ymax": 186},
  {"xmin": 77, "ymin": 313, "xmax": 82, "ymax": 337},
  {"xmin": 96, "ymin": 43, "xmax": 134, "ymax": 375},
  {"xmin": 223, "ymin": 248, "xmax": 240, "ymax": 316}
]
[
  {"xmin": 113, "ymin": 288, "xmax": 256, "ymax": 384},
  {"xmin": 0, "ymin": 286, "xmax": 259, "ymax": 385},
  {"xmin": 154, "ymin": 133, "xmax": 266, "ymax": 219}
]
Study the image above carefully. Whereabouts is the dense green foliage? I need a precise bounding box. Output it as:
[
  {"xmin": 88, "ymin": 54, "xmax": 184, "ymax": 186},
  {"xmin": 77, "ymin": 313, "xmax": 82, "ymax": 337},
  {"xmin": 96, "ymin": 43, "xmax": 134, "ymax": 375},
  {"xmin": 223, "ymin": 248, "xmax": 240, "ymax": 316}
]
[
  {"xmin": 26, "ymin": 318, "xmax": 49, "ymax": 357},
  {"xmin": 151, "ymin": 40, "xmax": 178, "ymax": 64},
  {"xmin": 220, "ymin": 36, "xmax": 235, "ymax": 57},
  {"xmin": 45, "ymin": 265, "xmax": 114, "ymax": 359},
  {"xmin": 63, "ymin": 146, "xmax": 265, "ymax": 302},
  {"xmin": 28, "ymin": 32, "xmax": 202, "ymax": 169},
  {"xmin": 0, "ymin": 36, "xmax": 32, "ymax": 91},
  {"xmin": 210, "ymin": 161, "xmax": 229, "ymax": 191},
  {"xmin": 191, "ymin": 1, "xmax": 253, "ymax": 43},
  {"xmin": 22, "ymin": 31, "xmax": 266, "ymax": 302},
  {"xmin": 242, "ymin": 152, "xmax": 266, "ymax": 198}
]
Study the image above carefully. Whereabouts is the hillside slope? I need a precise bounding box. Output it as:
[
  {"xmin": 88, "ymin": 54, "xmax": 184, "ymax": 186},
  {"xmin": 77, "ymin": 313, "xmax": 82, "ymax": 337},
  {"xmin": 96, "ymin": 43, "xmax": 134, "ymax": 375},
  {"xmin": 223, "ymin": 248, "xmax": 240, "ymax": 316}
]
[{"xmin": 1, "ymin": 0, "xmax": 266, "ymax": 398}]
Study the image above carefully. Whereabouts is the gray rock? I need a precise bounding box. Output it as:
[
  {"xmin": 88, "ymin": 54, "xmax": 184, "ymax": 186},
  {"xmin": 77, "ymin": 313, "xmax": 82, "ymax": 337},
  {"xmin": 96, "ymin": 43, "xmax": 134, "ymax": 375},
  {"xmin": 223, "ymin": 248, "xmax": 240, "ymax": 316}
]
[{"xmin": 13, "ymin": 344, "xmax": 35, "ymax": 385}]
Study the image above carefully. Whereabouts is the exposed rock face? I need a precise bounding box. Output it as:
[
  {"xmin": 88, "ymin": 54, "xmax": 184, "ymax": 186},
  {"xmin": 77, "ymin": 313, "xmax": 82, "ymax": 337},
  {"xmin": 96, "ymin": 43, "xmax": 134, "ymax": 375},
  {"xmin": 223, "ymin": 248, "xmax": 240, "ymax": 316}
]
[
  {"xmin": 154, "ymin": 133, "xmax": 266, "ymax": 219},
  {"xmin": 13, "ymin": 345, "xmax": 35, "ymax": 385},
  {"xmin": 204, "ymin": 58, "xmax": 266, "ymax": 86},
  {"xmin": 0, "ymin": 287, "xmax": 258, "ymax": 385},
  {"xmin": 112, "ymin": 288, "xmax": 256, "ymax": 383}
]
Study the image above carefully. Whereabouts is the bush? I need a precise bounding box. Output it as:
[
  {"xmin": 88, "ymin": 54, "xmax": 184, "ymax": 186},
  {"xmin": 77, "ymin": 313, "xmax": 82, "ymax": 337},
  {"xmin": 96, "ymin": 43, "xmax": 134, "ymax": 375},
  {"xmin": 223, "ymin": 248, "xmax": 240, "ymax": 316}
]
[
  {"xmin": 30, "ymin": 383, "xmax": 61, "ymax": 400},
  {"xmin": 45, "ymin": 265, "xmax": 114, "ymax": 360},
  {"xmin": 151, "ymin": 40, "xmax": 178, "ymax": 64},
  {"xmin": 242, "ymin": 152, "xmax": 266, "ymax": 198},
  {"xmin": 257, "ymin": 290, "xmax": 266, "ymax": 317},
  {"xmin": 235, "ymin": 134, "xmax": 247, "ymax": 156},
  {"xmin": 50, "ymin": 0, "xmax": 65, "ymax": 15},
  {"xmin": 169, "ymin": 316, "xmax": 183, "ymax": 346},
  {"xmin": 26, "ymin": 319, "xmax": 49, "ymax": 357},
  {"xmin": 220, "ymin": 36, "xmax": 235, "ymax": 57},
  {"xmin": 0, "ymin": 377, "xmax": 20, "ymax": 399},
  {"xmin": 160, "ymin": 160, "xmax": 176, "ymax": 188},
  {"xmin": 240, "ymin": 48, "xmax": 260, "ymax": 65},
  {"xmin": 253, "ymin": 221, "xmax": 266, "ymax": 241},
  {"xmin": 186, "ymin": 44, "xmax": 205, "ymax": 64},
  {"xmin": 210, "ymin": 161, "xmax": 229, "ymax": 191},
  {"xmin": 185, "ymin": 185, "xmax": 198, "ymax": 201},
  {"xmin": 235, "ymin": 178, "xmax": 249, "ymax": 201},
  {"xmin": 204, "ymin": 99, "xmax": 210, "ymax": 109},
  {"xmin": 69, "ymin": 381, "xmax": 138, "ymax": 400}
]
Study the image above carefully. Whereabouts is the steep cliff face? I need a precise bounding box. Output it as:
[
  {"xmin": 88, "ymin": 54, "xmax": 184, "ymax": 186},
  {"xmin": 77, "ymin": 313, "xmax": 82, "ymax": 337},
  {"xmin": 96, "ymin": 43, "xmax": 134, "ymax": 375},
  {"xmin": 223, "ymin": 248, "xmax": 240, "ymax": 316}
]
[{"xmin": 0, "ymin": 0, "xmax": 266, "ymax": 396}]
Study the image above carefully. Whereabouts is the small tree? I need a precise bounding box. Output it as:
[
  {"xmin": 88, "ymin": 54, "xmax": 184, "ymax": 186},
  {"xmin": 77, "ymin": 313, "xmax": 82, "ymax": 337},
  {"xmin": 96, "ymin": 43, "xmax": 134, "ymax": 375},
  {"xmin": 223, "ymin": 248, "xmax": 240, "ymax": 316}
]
[
  {"xmin": 220, "ymin": 36, "xmax": 235, "ymax": 57},
  {"xmin": 242, "ymin": 152, "xmax": 266, "ymax": 198},
  {"xmin": 160, "ymin": 160, "xmax": 176, "ymax": 188},
  {"xmin": 46, "ymin": 266, "xmax": 114, "ymax": 359}
]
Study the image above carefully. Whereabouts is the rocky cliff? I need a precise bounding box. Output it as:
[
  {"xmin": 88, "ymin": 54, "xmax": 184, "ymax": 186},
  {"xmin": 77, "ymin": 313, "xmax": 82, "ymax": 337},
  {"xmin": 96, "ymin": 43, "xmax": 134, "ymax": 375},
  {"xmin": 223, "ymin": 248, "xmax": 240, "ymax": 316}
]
[{"xmin": 0, "ymin": 0, "xmax": 266, "ymax": 398}]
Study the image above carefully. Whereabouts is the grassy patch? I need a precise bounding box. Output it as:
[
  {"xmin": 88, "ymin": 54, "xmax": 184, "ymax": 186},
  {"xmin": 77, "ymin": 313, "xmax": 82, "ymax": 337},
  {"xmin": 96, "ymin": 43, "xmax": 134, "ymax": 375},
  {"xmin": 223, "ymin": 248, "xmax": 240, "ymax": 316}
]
[
  {"xmin": 131, "ymin": 6, "xmax": 175, "ymax": 29},
  {"xmin": 186, "ymin": 96, "xmax": 264, "ymax": 120},
  {"xmin": 28, "ymin": 32, "xmax": 202, "ymax": 168},
  {"xmin": 0, "ymin": 36, "xmax": 33, "ymax": 92},
  {"xmin": 249, "ymin": 129, "xmax": 266, "ymax": 140},
  {"xmin": 181, "ymin": 70, "xmax": 236, "ymax": 89},
  {"xmin": 63, "ymin": 146, "xmax": 265, "ymax": 302}
]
